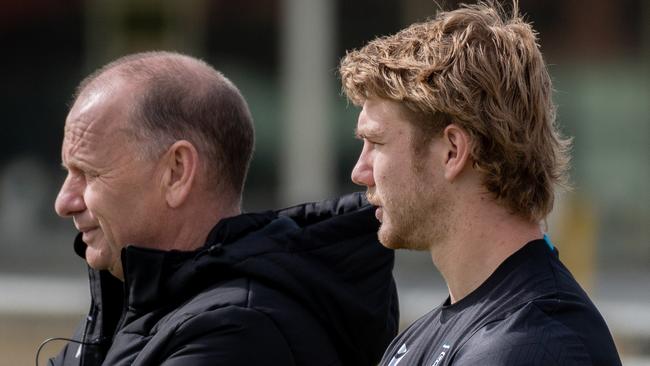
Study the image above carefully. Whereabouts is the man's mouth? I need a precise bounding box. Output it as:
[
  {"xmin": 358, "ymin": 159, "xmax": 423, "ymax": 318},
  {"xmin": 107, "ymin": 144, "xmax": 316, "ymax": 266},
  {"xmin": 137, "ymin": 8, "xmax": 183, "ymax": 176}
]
[
  {"xmin": 78, "ymin": 227, "xmax": 100, "ymax": 242},
  {"xmin": 77, "ymin": 226, "xmax": 98, "ymax": 233},
  {"xmin": 365, "ymin": 191, "xmax": 383, "ymax": 221},
  {"xmin": 365, "ymin": 191, "xmax": 380, "ymax": 206}
]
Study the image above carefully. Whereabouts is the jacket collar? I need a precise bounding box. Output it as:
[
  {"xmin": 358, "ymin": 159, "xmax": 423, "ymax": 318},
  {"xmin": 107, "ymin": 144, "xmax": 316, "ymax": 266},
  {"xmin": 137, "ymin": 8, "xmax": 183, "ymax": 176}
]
[{"xmin": 74, "ymin": 211, "xmax": 278, "ymax": 312}]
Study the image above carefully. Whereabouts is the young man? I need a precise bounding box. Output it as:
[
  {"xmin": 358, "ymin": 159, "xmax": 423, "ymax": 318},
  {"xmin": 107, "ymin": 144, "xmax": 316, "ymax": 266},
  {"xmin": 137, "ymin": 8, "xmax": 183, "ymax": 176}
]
[
  {"xmin": 48, "ymin": 51, "xmax": 398, "ymax": 365},
  {"xmin": 340, "ymin": 2, "xmax": 621, "ymax": 365}
]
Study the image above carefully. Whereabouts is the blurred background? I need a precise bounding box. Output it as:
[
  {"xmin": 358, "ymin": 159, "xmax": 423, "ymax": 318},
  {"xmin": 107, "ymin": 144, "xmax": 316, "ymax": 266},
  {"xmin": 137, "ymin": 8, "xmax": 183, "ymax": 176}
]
[{"xmin": 0, "ymin": 0, "xmax": 648, "ymax": 364}]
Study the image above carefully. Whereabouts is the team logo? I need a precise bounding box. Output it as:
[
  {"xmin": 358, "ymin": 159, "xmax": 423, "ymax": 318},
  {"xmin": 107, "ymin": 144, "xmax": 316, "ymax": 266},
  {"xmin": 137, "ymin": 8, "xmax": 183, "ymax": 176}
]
[{"xmin": 431, "ymin": 344, "xmax": 450, "ymax": 366}]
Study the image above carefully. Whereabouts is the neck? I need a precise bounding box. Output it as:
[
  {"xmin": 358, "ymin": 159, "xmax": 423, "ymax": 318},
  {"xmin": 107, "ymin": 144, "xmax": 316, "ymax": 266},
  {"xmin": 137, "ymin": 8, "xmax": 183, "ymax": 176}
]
[
  {"xmin": 430, "ymin": 197, "xmax": 542, "ymax": 304},
  {"xmin": 174, "ymin": 205, "xmax": 240, "ymax": 252},
  {"xmin": 160, "ymin": 194, "xmax": 241, "ymax": 252}
]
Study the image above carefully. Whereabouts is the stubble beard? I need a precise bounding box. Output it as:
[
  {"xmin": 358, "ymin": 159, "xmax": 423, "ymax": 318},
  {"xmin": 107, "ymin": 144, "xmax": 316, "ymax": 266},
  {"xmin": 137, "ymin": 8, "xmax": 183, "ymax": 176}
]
[{"xmin": 372, "ymin": 180, "xmax": 451, "ymax": 251}]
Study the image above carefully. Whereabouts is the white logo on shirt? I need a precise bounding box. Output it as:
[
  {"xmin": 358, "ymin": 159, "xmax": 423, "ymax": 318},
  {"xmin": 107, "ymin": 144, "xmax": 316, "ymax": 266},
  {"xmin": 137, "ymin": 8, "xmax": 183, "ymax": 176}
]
[
  {"xmin": 388, "ymin": 343, "xmax": 408, "ymax": 366},
  {"xmin": 431, "ymin": 344, "xmax": 450, "ymax": 366}
]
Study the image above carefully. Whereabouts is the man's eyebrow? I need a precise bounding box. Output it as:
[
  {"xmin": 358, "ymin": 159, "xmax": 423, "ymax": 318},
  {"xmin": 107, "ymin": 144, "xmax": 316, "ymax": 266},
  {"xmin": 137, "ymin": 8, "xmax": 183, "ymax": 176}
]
[
  {"xmin": 61, "ymin": 159, "xmax": 91, "ymax": 173},
  {"xmin": 354, "ymin": 126, "xmax": 384, "ymax": 139}
]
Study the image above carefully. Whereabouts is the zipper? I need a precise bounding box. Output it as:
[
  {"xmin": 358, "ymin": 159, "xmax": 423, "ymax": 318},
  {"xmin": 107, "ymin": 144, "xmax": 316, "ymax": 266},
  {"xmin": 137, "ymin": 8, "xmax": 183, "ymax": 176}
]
[
  {"xmin": 113, "ymin": 254, "xmax": 130, "ymax": 339},
  {"xmin": 78, "ymin": 268, "xmax": 100, "ymax": 365},
  {"xmin": 75, "ymin": 315, "xmax": 90, "ymax": 362}
]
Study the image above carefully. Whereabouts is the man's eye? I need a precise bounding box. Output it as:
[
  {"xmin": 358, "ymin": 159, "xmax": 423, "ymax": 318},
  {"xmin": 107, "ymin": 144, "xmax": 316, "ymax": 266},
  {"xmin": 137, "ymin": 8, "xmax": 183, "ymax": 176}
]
[{"xmin": 84, "ymin": 171, "xmax": 100, "ymax": 180}]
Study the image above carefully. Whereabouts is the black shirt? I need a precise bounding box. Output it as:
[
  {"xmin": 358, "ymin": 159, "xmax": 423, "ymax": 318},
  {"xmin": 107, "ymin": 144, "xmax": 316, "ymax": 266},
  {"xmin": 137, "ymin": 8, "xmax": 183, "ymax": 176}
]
[{"xmin": 381, "ymin": 239, "xmax": 621, "ymax": 366}]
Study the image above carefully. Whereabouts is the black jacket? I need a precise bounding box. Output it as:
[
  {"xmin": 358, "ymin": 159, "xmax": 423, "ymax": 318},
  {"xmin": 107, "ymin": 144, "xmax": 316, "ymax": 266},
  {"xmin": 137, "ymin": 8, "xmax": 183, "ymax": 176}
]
[{"xmin": 48, "ymin": 193, "xmax": 399, "ymax": 366}]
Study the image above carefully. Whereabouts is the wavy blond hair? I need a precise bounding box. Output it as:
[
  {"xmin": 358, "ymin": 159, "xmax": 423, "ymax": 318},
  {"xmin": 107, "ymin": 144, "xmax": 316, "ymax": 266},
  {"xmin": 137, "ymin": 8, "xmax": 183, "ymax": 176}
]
[{"xmin": 340, "ymin": 1, "xmax": 571, "ymax": 222}]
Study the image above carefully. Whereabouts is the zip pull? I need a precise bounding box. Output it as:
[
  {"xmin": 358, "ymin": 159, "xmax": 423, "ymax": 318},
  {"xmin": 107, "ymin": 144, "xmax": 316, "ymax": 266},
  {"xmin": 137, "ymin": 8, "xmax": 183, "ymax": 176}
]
[{"xmin": 206, "ymin": 243, "xmax": 223, "ymax": 255}]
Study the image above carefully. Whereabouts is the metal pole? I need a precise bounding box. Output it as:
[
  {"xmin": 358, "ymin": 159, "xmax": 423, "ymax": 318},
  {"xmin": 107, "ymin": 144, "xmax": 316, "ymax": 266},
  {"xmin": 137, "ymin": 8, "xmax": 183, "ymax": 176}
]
[{"xmin": 280, "ymin": 0, "xmax": 336, "ymax": 205}]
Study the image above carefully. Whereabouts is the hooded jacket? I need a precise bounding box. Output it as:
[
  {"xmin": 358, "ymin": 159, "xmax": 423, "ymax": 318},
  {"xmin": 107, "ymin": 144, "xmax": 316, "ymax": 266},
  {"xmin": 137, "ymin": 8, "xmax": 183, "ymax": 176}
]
[{"xmin": 47, "ymin": 193, "xmax": 399, "ymax": 366}]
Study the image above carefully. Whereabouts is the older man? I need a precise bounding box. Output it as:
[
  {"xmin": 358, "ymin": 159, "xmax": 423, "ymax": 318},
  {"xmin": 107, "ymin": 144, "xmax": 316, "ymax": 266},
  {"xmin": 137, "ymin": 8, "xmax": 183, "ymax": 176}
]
[
  {"xmin": 48, "ymin": 51, "xmax": 397, "ymax": 365},
  {"xmin": 340, "ymin": 2, "xmax": 621, "ymax": 365}
]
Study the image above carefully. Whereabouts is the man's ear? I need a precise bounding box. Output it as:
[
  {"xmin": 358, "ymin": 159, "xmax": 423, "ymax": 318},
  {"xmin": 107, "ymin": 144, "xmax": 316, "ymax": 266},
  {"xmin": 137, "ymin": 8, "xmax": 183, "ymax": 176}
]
[
  {"xmin": 441, "ymin": 124, "xmax": 472, "ymax": 182},
  {"xmin": 161, "ymin": 140, "xmax": 199, "ymax": 208}
]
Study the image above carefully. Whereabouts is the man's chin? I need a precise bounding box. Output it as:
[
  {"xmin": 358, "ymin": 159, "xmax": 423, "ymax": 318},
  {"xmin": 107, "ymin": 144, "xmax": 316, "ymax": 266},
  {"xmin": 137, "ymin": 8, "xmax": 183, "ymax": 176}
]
[
  {"xmin": 378, "ymin": 226, "xmax": 407, "ymax": 250},
  {"xmin": 378, "ymin": 225, "xmax": 427, "ymax": 251},
  {"xmin": 85, "ymin": 247, "xmax": 124, "ymax": 279},
  {"xmin": 84, "ymin": 247, "xmax": 111, "ymax": 271}
]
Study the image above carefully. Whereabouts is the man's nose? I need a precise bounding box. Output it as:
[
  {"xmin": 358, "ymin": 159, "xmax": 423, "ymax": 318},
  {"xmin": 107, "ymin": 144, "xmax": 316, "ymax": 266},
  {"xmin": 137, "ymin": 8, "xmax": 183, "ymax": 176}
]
[
  {"xmin": 54, "ymin": 174, "xmax": 86, "ymax": 217},
  {"xmin": 351, "ymin": 151, "xmax": 375, "ymax": 187}
]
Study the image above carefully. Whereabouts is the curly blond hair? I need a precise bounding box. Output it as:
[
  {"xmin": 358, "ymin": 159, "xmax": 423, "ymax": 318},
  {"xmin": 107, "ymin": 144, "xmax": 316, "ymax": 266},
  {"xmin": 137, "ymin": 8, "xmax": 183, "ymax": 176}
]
[{"xmin": 340, "ymin": 1, "xmax": 571, "ymax": 222}]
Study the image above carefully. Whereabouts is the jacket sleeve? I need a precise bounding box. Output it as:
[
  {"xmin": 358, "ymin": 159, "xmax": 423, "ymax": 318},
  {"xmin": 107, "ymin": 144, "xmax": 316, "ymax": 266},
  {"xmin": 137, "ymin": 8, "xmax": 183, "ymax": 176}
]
[{"xmin": 149, "ymin": 306, "xmax": 295, "ymax": 366}]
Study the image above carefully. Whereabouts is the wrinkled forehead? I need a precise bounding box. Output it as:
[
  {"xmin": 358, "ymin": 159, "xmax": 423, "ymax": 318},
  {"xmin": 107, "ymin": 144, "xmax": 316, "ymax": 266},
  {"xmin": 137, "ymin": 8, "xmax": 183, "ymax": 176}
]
[
  {"xmin": 62, "ymin": 86, "xmax": 137, "ymax": 159},
  {"xmin": 66, "ymin": 80, "xmax": 135, "ymax": 134}
]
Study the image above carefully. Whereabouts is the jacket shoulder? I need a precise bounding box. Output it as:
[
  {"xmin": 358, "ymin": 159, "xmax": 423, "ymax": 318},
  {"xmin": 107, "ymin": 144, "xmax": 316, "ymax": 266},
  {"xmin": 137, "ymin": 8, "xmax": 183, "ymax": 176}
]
[
  {"xmin": 141, "ymin": 276, "xmax": 338, "ymax": 365},
  {"xmin": 138, "ymin": 298, "xmax": 296, "ymax": 365},
  {"xmin": 156, "ymin": 277, "xmax": 251, "ymax": 327}
]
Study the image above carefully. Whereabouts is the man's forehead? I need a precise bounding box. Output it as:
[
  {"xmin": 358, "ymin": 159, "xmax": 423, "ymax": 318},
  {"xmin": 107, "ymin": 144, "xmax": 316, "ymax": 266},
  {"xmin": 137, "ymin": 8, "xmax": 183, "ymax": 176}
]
[
  {"xmin": 356, "ymin": 98, "xmax": 408, "ymax": 135},
  {"xmin": 71, "ymin": 88, "xmax": 108, "ymax": 117},
  {"xmin": 66, "ymin": 81, "xmax": 134, "ymax": 133},
  {"xmin": 64, "ymin": 107, "xmax": 107, "ymax": 150},
  {"xmin": 63, "ymin": 88, "xmax": 134, "ymax": 158}
]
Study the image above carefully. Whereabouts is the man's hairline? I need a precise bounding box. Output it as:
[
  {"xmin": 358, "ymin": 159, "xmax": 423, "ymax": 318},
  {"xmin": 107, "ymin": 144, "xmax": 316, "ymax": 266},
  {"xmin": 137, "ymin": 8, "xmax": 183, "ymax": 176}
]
[{"xmin": 77, "ymin": 72, "xmax": 165, "ymax": 156}]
